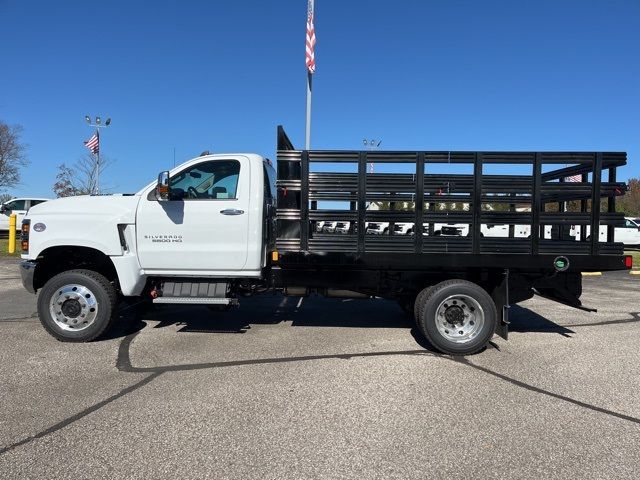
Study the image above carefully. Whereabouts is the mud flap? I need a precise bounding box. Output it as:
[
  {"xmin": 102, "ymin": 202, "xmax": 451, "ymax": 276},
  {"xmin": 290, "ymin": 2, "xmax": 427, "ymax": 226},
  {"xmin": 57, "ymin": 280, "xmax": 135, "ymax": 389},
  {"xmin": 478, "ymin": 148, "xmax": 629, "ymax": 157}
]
[
  {"xmin": 533, "ymin": 272, "xmax": 596, "ymax": 312},
  {"xmin": 491, "ymin": 269, "xmax": 510, "ymax": 340}
]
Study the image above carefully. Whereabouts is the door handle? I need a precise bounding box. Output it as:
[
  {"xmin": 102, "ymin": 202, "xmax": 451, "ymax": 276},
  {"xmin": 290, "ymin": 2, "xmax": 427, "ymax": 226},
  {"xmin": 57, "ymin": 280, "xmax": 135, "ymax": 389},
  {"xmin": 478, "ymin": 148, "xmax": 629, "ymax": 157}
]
[{"xmin": 220, "ymin": 209, "xmax": 244, "ymax": 215}]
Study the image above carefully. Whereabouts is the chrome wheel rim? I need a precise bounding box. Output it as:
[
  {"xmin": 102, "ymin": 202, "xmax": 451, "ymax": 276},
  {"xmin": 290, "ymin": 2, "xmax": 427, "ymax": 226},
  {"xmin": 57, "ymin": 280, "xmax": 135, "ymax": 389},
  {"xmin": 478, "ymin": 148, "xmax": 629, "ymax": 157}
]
[
  {"xmin": 435, "ymin": 294, "xmax": 484, "ymax": 344},
  {"xmin": 49, "ymin": 284, "xmax": 99, "ymax": 331}
]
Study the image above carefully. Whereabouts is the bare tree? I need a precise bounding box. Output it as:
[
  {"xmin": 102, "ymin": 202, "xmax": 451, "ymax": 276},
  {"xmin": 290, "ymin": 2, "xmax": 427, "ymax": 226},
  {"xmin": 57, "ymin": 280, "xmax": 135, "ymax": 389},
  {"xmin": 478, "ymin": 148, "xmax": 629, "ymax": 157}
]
[
  {"xmin": 52, "ymin": 154, "xmax": 114, "ymax": 197},
  {"xmin": 74, "ymin": 153, "xmax": 114, "ymax": 194},
  {"xmin": 0, "ymin": 193, "xmax": 13, "ymax": 204},
  {"xmin": 0, "ymin": 121, "xmax": 29, "ymax": 192},
  {"xmin": 53, "ymin": 164, "xmax": 81, "ymax": 198}
]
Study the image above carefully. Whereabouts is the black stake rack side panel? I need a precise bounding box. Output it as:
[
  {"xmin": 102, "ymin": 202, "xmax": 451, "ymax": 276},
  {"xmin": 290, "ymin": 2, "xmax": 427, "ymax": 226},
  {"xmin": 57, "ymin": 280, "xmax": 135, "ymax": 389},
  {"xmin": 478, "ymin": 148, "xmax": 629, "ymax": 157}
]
[{"xmin": 275, "ymin": 126, "xmax": 628, "ymax": 260}]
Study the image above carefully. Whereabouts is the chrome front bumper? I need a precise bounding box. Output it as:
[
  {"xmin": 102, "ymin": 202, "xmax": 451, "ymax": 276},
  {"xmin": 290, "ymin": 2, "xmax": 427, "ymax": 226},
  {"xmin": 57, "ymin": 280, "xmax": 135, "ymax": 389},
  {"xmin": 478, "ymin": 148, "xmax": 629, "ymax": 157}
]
[{"xmin": 20, "ymin": 260, "xmax": 37, "ymax": 294}]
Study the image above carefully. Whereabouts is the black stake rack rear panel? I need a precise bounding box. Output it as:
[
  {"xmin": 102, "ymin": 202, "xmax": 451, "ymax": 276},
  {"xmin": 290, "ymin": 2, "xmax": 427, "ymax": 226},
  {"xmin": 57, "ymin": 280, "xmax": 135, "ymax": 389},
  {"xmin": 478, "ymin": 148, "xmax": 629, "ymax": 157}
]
[{"xmin": 275, "ymin": 126, "xmax": 628, "ymax": 271}]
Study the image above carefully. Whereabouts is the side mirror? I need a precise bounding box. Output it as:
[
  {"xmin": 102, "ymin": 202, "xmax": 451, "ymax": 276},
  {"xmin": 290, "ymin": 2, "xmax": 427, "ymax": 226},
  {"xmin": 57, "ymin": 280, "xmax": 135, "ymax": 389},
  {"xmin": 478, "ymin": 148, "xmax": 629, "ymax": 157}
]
[{"xmin": 156, "ymin": 171, "xmax": 170, "ymax": 201}]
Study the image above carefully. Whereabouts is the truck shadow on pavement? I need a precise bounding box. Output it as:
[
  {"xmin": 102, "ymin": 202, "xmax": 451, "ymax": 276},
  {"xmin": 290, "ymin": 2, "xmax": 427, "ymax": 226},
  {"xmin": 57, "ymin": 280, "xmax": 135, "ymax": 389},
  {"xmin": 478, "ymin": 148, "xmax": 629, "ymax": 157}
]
[
  {"xmin": 131, "ymin": 296, "xmax": 415, "ymax": 335},
  {"xmin": 104, "ymin": 295, "xmax": 640, "ymax": 358},
  {"xmin": 507, "ymin": 306, "xmax": 575, "ymax": 337},
  {"xmin": 110, "ymin": 295, "xmax": 602, "ymax": 341}
]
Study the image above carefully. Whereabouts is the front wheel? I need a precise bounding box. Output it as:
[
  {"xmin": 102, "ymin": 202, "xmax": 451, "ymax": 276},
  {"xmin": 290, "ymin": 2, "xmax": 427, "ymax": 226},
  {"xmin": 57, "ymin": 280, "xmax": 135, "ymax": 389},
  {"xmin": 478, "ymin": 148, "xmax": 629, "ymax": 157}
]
[
  {"xmin": 37, "ymin": 269, "xmax": 117, "ymax": 342},
  {"xmin": 416, "ymin": 280, "xmax": 496, "ymax": 355}
]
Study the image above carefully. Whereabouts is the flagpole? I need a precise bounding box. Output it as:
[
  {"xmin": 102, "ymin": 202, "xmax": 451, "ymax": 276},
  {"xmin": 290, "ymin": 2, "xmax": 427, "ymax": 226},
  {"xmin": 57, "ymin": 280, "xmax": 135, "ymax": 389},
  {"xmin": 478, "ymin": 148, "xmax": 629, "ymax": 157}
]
[
  {"xmin": 95, "ymin": 130, "xmax": 100, "ymax": 195},
  {"xmin": 305, "ymin": 71, "xmax": 312, "ymax": 150},
  {"xmin": 305, "ymin": 0, "xmax": 315, "ymax": 150}
]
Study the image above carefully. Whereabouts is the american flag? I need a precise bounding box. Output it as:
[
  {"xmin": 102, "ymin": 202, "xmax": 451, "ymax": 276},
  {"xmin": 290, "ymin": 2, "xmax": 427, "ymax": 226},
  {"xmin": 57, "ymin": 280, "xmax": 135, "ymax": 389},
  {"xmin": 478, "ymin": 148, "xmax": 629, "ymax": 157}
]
[
  {"xmin": 305, "ymin": 0, "xmax": 316, "ymax": 73},
  {"xmin": 84, "ymin": 130, "xmax": 99, "ymax": 155},
  {"xmin": 565, "ymin": 174, "xmax": 581, "ymax": 182}
]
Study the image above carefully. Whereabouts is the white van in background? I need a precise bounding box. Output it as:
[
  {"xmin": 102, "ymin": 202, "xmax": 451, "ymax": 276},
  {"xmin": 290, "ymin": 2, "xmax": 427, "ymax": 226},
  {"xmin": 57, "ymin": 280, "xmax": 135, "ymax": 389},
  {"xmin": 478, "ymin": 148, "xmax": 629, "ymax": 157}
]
[
  {"xmin": 571, "ymin": 218, "xmax": 640, "ymax": 246},
  {"xmin": 0, "ymin": 198, "xmax": 50, "ymax": 231}
]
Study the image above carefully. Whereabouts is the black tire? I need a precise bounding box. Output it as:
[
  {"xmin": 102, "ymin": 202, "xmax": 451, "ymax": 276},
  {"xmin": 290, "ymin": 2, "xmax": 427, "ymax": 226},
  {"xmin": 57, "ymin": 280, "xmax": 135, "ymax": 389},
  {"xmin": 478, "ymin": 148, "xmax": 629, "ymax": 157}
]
[
  {"xmin": 413, "ymin": 285, "xmax": 434, "ymax": 326},
  {"xmin": 37, "ymin": 269, "xmax": 118, "ymax": 342},
  {"xmin": 416, "ymin": 279, "xmax": 496, "ymax": 355}
]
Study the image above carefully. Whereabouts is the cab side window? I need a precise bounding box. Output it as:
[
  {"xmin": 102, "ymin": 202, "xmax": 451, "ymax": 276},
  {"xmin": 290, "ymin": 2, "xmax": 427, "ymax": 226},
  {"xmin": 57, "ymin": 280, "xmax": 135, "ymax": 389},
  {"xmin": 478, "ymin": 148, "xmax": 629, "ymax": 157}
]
[
  {"xmin": 170, "ymin": 160, "xmax": 240, "ymax": 200},
  {"xmin": 5, "ymin": 200, "xmax": 26, "ymax": 211}
]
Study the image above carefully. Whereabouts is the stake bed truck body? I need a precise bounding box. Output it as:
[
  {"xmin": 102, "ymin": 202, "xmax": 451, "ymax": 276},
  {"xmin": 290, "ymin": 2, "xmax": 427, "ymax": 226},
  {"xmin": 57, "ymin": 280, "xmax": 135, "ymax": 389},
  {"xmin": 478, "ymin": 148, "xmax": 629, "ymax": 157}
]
[{"xmin": 20, "ymin": 127, "xmax": 632, "ymax": 354}]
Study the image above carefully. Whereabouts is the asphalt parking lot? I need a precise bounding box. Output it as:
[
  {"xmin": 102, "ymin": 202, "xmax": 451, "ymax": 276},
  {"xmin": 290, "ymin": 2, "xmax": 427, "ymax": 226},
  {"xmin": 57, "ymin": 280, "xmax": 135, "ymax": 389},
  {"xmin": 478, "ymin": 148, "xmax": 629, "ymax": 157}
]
[{"xmin": 0, "ymin": 257, "xmax": 639, "ymax": 479}]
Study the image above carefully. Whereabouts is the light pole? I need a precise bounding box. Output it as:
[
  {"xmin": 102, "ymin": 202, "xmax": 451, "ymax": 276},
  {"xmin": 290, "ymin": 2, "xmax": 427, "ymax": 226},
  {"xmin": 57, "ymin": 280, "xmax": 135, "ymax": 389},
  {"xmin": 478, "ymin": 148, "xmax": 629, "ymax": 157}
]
[
  {"xmin": 84, "ymin": 115, "xmax": 111, "ymax": 194},
  {"xmin": 362, "ymin": 138, "xmax": 381, "ymax": 174}
]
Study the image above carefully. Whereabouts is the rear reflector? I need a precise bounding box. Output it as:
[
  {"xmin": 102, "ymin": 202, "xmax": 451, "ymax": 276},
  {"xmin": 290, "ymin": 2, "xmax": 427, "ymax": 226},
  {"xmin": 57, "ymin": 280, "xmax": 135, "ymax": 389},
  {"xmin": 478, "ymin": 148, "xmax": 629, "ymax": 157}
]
[{"xmin": 625, "ymin": 255, "xmax": 633, "ymax": 269}]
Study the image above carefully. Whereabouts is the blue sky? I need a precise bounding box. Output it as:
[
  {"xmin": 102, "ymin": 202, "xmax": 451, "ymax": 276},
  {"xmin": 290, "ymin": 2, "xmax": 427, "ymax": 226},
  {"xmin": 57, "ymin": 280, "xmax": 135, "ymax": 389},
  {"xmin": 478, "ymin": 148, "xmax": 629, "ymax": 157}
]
[{"xmin": 1, "ymin": 0, "xmax": 639, "ymax": 198}]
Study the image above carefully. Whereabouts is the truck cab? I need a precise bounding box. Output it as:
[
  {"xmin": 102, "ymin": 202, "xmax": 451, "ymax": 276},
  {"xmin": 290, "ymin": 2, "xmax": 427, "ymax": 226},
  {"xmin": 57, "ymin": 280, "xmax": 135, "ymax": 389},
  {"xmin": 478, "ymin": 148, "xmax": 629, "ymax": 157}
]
[
  {"xmin": 134, "ymin": 154, "xmax": 274, "ymax": 277},
  {"xmin": 21, "ymin": 154, "xmax": 275, "ymax": 314}
]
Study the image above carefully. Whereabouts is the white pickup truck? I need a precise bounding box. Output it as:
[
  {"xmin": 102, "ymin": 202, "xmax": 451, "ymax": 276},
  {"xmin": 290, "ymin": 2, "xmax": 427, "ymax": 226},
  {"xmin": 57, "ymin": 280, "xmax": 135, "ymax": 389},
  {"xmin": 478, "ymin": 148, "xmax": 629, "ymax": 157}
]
[
  {"xmin": 17, "ymin": 133, "xmax": 634, "ymax": 356},
  {"xmin": 0, "ymin": 198, "xmax": 49, "ymax": 231},
  {"xmin": 570, "ymin": 218, "xmax": 640, "ymax": 246}
]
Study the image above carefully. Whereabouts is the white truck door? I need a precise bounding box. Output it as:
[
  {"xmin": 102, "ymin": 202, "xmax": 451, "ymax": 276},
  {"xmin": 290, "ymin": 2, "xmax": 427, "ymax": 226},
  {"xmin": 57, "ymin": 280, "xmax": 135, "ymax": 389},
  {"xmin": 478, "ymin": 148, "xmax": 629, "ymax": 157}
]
[
  {"xmin": 0, "ymin": 199, "xmax": 28, "ymax": 230},
  {"xmin": 136, "ymin": 156, "xmax": 250, "ymax": 273}
]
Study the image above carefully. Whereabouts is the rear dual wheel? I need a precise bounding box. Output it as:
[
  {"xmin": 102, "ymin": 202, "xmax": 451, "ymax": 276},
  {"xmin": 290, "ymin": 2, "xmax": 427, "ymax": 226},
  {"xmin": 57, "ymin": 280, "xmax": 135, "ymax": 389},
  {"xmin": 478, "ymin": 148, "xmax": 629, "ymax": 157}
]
[{"xmin": 414, "ymin": 280, "xmax": 496, "ymax": 355}]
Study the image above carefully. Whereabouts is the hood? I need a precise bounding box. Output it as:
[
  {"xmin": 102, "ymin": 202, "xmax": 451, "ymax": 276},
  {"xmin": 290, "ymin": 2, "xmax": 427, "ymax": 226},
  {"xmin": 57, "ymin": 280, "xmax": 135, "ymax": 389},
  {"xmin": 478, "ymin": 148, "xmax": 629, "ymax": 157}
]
[
  {"xmin": 28, "ymin": 195, "xmax": 141, "ymax": 223},
  {"xmin": 23, "ymin": 195, "xmax": 144, "ymax": 258}
]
